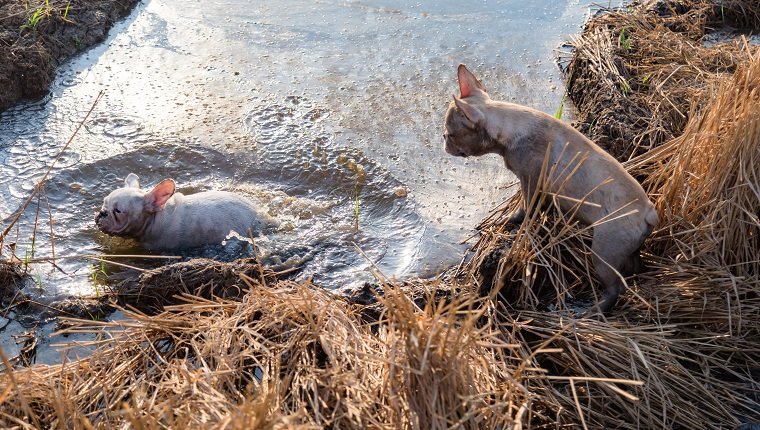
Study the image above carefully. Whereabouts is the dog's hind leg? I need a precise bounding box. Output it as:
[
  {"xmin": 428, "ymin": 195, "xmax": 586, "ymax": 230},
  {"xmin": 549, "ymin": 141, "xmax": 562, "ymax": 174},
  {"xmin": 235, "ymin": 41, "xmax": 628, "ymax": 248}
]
[
  {"xmin": 507, "ymin": 207, "xmax": 525, "ymax": 225},
  {"xmin": 509, "ymin": 177, "xmax": 539, "ymax": 225},
  {"xmin": 590, "ymin": 224, "xmax": 639, "ymax": 314},
  {"xmin": 620, "ymin": 248, "xmax": 643, "ymax": 277},
  {"xmin": 592, "ymin": 255, "xmax": 625, "ymax": 314}
]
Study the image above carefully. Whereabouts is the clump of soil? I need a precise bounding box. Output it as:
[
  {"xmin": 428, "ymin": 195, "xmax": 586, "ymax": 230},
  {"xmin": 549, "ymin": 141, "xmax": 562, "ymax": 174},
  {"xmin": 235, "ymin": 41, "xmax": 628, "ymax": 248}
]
[
  {"xmin": 0, "ymin": 262, "xmax": 29, "ymax": 310},
  {"xmin": 0, "ymin": 0, "xmax": 139, "ymax": 112},
  {"xmin": 564, "ymin": 0, "xmax": 760, "ymax": 161},
  {"xmin": 114, "ymin": 257, "xmax": 278, "ymax": 314}
]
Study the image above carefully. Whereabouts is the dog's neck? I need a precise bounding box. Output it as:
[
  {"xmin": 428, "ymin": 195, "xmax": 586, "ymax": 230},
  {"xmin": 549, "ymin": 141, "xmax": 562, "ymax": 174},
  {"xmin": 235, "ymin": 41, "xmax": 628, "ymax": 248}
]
[
  {"xmin": 484, "ymin": 101, "xmax": 556, "ymax": 153},
  {"xmin": 133, "ymin": 195, "xmax": 180, "ymax": 242},
  {"xmin": 129, "ymin": 213, "xmax": 156, "ymax": 240}
]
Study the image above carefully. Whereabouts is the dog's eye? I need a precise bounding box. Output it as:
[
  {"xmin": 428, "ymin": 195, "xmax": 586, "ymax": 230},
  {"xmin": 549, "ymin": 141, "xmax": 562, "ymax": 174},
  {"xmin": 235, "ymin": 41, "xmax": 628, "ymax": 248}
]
[{"xmin": 113, "ymin": 208, "xmax": 121, "ymax": 214}]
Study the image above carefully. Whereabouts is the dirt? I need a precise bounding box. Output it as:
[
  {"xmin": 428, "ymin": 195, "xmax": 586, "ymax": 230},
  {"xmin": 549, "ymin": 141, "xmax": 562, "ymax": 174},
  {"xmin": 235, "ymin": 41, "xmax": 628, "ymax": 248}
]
[
  {"xmin": 0, "ymin": 262, "xmax": 28, "ymax": 310},
  {"xmin": 0, "ymin": 0, "xmax": 140, "ymax": 113},
  {"xmin": 564, "ymin": 0, "xmax": 760, "ymax": 161}
]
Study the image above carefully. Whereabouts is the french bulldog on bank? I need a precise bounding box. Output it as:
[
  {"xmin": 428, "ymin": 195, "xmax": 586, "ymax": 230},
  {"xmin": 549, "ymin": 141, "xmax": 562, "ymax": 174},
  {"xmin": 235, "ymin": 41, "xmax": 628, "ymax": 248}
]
[
  {"xmin": 95, "ymin": 173, "xmax": 275, "ymax": 250},
  {"xmin": 443, "ymin": 64, "xmax": 658, "ymax": 313}
]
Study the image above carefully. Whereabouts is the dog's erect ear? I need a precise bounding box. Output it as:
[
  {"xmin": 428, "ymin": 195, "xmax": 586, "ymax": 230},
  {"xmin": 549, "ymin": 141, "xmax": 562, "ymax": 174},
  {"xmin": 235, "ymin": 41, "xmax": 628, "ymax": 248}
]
[
  {"xmin": 144, "ymin": 179, "xmax": 176, "ymax": 212},
  {"xmin": 125, "ymin": 173, "xmax": 140, "ymax": 189},
  {"xmin": 454, "ymin": 97, "xmax": 485, "ymax": 126},
  {"xmin": 457, "ymin": 64, "xmax": 487, "ymax": 98}
]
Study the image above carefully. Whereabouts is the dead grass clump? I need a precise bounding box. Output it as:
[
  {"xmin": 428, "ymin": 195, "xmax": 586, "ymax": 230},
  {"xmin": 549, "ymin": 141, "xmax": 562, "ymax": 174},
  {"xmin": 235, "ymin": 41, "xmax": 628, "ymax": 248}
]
[
  {"xmin": 0, "ymin": 276, "xmax": 530, "ymax": 429},
  {"xmin": 503, "ymin": 306, "xmax": 760, "ymax": 428},
  {"xmin": 458, "ymin": 6, "xmax": 760, "ymax": 427},
  {"xmin": 715, "ymin": 0, "xmax": 760, "ymax": 29},
  {"xmin": 632, "ymin": 47, "xmax": 760, "ymax": 277},
  {"xmin": 565, "ymin": 0, "xmax": 760, "ymax": 161},
  {"xmin": 465, "ymin": 191, "xmax": 598, "ymax": 312},
  {"xmin": 114, "ymin": 257, "xmax": 277, "ymax": 314},
  {"xmin": 377, "ymin": 284, "xmax": 529, "ymax": 428}
]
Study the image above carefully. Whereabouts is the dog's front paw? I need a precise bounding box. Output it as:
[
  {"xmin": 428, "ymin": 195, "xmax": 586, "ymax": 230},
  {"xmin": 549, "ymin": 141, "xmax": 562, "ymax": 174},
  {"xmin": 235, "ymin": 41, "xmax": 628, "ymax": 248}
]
[{"xmin": 506, "ymin": 207, "xmax": 525, "ymax": 226}]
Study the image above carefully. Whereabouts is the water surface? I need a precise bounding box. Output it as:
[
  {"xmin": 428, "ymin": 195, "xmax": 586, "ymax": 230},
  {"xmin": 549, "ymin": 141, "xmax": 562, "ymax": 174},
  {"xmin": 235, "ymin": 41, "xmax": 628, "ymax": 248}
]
[{"xmin": 0, "ymin": 0, "xmax": 600, "ymax": 361}]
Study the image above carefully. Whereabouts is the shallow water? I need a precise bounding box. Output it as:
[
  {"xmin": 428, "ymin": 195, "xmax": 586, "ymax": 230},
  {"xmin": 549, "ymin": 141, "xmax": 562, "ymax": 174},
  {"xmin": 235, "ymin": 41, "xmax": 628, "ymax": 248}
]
[{"xmin": 1, "ymin": 0, "xmax": 602, "ymax": 361}]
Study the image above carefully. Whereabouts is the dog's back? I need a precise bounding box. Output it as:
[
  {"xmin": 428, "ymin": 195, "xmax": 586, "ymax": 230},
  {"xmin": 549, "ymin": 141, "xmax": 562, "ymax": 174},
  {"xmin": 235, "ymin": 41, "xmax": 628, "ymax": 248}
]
[
  {"xmin": 145, "ymin": 191, "xmax": 275, "ymax": 250},
  {"xmin": 534, "ymin": 106, "xmax": 658, "ymax": 231}
]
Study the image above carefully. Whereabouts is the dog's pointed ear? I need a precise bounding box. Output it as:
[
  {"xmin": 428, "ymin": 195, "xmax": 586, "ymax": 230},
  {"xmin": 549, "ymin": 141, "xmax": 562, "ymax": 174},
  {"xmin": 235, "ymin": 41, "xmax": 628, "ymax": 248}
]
[
  {"xmin": 454, "ymin": 96, "xmax": 485, "ymax": 125},
  {"xmin": 125, "ymin": 173, "xmax": 140, "ymax": 188},
  {"xmin": 457, "ymin": 64, "xmax": 487, "ymax": 98},
  {"xmin": 144, "ymin": 179, "xmax": 176, "ymax": 212}
]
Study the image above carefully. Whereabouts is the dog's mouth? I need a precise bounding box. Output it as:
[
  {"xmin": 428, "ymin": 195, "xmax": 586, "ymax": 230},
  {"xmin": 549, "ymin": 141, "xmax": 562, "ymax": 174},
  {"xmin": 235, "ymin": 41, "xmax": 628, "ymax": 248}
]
[
  {"xmin": 444, "ymin": 143, "xmax": 469, "ymax": 158},
  {"xmin": 444, "ymin": 136, "xmax": 469, "ymax": 157},
  {"xmin": 96, "ymin": 222, "xmax": 131, "ymax": 238},
  {"xmin": 95, "ymin": 211, "xmax": 111, "ymax": 230},
  {"xmin": 95, "ymin": 213, "xmax": 127, "ymax": 237},
  {"xmin": 95, "ymin": 218, "xmax": 113, "ymax": 234}
]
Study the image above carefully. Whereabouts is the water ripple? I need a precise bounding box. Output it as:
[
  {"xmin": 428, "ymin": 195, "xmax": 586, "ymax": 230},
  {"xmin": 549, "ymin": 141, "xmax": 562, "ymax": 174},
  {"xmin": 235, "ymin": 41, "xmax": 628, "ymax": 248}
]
[{"xmin": 85, "ymin": 114, "xmax": 145, "ymax": 139}]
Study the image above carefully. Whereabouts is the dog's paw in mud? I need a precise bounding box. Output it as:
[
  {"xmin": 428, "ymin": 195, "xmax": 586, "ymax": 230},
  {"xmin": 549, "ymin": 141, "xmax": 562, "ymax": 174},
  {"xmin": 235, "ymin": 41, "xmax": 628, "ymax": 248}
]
[{"xmin": 477, "ymin": 238, "xmax": 513, "ymax": 297}]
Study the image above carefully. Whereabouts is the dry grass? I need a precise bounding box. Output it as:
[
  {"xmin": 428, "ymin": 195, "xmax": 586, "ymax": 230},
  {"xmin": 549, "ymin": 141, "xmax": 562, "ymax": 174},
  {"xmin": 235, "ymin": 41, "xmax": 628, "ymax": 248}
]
[
  {"xmin": 632, "ymin": 46, "xmax": 760, "ymax": 277},
  {"xmin": 0, "ymin": 275, "xmax": 532, "ymax": 429}
]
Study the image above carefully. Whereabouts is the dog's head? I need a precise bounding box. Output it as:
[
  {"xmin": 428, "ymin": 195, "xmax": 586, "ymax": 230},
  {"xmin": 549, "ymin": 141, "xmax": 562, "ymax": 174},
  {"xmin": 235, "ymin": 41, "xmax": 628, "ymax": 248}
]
[
  {"xmin": 95, "ymin": 173, "xmax": 176, "ymax": 238},
  {"xmin": 443, "ymin": 64, "xmax": 496, "ymax": 157}
]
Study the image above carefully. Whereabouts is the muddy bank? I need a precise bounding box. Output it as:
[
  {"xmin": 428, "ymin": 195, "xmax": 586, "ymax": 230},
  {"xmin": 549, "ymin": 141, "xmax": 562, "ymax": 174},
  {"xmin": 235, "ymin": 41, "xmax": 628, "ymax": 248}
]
[
  {"xmin": 0, "ymin": 263, "xmax": 28, "ymax": 314},
  {"xmin": 565, "ymin": 0, "xmax": 760, "ymax": 160},
  {"xmin": 0, "ymin": 0, "xmax": 140, "ymax": 112}
]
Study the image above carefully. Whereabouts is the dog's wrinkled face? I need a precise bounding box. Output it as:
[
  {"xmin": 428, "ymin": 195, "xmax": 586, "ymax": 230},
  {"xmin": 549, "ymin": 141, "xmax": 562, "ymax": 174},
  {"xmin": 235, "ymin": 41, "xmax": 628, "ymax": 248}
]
[
  {"xmin": 95, "ymin": 173, "xmax": 175, "ymax": 238},
  {"xmin": 443, "ymin": 101, "xmax": 491, "ymax": 157}
]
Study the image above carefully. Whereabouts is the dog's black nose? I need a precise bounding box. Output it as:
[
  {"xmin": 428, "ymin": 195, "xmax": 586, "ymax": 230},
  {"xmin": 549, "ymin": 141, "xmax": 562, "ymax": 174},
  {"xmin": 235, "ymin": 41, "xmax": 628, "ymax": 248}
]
[{"xmin": 97, "ymin": 210, "xmax": 107, "ymax": 219}]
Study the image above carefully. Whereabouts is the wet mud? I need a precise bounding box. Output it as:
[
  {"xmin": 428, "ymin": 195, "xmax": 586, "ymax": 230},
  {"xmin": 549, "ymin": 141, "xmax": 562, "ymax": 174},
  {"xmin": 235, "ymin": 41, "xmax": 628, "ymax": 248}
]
[
  {"xmin": 0, "ymin": 0, "xmax": 140, "ymax": 111},
  {"xmin": 565, "ymin": 0, "xmax": 760, "ymax": 160}
]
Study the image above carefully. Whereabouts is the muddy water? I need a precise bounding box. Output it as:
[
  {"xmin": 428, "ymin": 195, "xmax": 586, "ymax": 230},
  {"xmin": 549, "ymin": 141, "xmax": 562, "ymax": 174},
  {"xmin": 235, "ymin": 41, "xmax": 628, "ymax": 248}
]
[{"xmin": 1, "ymin": 1, "xmax": 601, "ymax": 359}]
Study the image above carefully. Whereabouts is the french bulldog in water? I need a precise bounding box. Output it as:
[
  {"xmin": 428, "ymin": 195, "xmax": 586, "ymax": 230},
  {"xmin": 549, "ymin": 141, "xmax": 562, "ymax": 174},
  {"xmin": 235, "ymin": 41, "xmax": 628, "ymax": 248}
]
[
  {"xmin": 96, "ymin": 173, "xmax": 276, "ymax": 250},
  {"xmin": 443, "ymin": 64, "xmax": 658, "ymax": 313}
]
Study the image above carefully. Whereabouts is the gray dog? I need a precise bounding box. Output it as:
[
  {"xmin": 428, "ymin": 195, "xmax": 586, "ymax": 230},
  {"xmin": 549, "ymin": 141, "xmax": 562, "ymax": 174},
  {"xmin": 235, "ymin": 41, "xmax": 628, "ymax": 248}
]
[
  {"xmin": 96, "ymin": 173, "xmax": 275, "ymax": 250},
  {"xmin": 443, "ymin": 64, "xmax": 658, "ymax": 313}
]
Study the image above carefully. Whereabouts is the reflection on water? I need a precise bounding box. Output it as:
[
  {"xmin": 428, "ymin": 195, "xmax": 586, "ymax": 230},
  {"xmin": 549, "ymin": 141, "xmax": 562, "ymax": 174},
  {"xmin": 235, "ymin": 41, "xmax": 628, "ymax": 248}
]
[{"xmin": 0, "ymin": 0, "xmax": 605, "ymax": 361}]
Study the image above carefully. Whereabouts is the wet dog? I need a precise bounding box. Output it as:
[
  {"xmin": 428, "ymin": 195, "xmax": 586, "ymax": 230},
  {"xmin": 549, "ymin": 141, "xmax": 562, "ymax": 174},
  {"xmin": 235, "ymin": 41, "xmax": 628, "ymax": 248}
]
[
  {"xmin": 443, "ymin": 64, "xmax": 658, "ymax": 313},
  {"xmin": 96, "ymin": 173, "xmax": 275, "ymax": 250}
]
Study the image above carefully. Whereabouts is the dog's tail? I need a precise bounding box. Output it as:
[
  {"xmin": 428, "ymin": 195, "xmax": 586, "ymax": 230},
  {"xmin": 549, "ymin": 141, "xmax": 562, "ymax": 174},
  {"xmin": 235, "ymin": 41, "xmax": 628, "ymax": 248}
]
[{"xmin": 644, "ymin": 203, "xmax": 659, "ymax": 229}]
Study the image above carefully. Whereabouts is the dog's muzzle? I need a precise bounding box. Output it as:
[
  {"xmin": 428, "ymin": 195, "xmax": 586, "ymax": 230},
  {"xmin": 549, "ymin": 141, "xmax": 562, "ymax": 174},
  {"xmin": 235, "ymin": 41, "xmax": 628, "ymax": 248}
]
[
  {"xmin": 443, "ymin": 134, "xmax": 467, "ymax": 157},
  {"xmin": 95, "ymin": 210, "xmax": 108, "ymax": 224}
]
